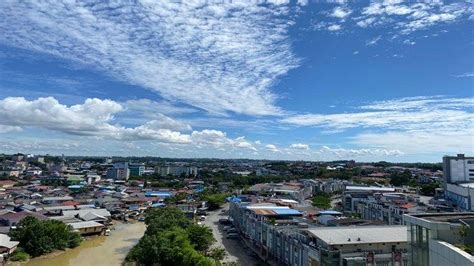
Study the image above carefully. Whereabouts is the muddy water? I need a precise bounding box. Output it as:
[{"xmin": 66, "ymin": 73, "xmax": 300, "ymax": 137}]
[{"xmin": 21, "ymin": 222, "xmax": 146, "ymax": 266}]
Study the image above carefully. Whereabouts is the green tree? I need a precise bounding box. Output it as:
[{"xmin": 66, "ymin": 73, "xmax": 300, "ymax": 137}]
[
  {"xmin": 208, "ymin": 247, "xmax": 226, "ymax": 261},
  {"xmin": 187, "ymin": 224, "xmax": 215, "ymax": 252},
  {"xmin": 312, "ymin": 193, "xmax": 331, "ymax": 209},
  {"xmin": 10, "ymin": 217, "xmax": 82, "ymax": 257},
  {"xmin": 145, "ymin": 206, "xmax": 191, "ymax": 235}
]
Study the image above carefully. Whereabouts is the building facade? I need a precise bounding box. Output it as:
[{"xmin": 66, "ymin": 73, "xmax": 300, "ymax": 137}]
[{"xmin": 403, "ymin": 213, "xmax": 474, "ymax": 266}]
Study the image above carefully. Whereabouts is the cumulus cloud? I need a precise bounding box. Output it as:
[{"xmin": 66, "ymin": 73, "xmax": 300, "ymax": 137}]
[
  {"xmin": 327, "ymin": 24, "xmax": 342, "ymax": 31},
  {"xmin": 0, "ymin": 2, "xmax": 300, "ymax": 116},
  {"xmin": 0, "ymin": 97, "xmax": 257, "ymax": 152},
  {"xmin": 330, "ymin": 7, "xmax": 352, "ymax": 19},
  {"xmin": 290, "ymin": 143, "xmax": 310, "ymax": 150},
  {"xmin": 265, "ymin": 144, "xmax": 281, "ymax": 153}
]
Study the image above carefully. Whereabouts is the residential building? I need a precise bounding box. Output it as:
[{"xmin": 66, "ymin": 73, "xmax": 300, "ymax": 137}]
[
  {"xmin": 155, "ymin": 165, "xmax": 197, "ymax": 177},
  {"xmin": 69, "ymin": 221, "xmax": 104, "ymax": 235},
  {"xmin": 403, "ymin": 212, "xmax": 474, "ymax": 266},
  {"xmin": 0, "ymin": 234, "xmax": 19, "ymax": 255},
  {"xmin": 106, "ymin": 162, "xmax": 130, "ymax": 180}
]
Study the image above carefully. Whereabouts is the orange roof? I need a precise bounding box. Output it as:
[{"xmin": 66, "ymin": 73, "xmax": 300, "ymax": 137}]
[{"xmin": 62, "ymin": 201, "xmax": 81, "ymax": 206}]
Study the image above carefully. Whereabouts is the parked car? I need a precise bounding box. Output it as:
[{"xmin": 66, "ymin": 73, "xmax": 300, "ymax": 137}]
[
  {"xmin": 227, "ymin": 228, "xmax": 237, "ymax": 234},
  {"xmin": 226, "ymin": 233, "xmax": 239, "ymax": 239},
  {"xmin": 219, "ymin": 218, "xmax": 231, "ymax": 225}
]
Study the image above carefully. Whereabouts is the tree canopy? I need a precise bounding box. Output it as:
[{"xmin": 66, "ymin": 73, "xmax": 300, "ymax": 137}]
[
  {"xmin": 10, "ymin": 217, "xmax": 82, "ymax": 257},
  {"xmin": 126, "ymin": 206, "xmax": 217, "ymax": 266}
]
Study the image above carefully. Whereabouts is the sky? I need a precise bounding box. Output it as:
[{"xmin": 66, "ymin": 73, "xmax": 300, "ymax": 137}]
[{"xmin": 0, "ymin": 0, "xmax": 473, "ymax": 162}]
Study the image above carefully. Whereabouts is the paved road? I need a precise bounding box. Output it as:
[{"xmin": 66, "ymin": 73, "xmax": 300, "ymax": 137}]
[{"xmin": 203, "ymin": 204, "xmax": 262, "ymax": 265}]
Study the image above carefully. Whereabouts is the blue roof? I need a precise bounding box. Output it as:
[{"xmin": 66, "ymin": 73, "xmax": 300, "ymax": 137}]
[
  {"xmin": 272, "ymin": 209, "xmax": 302, "ymax": 215},
  {"xmin": 318, "ymin": 210, "xmax": 342, "ymax": 215},
  {"xmin": 145, "ymin": 191, "xmax": 172, "ymax": 197},
  {"xmin": 226, "ymin": 196, "xmax": 242, "ymax": 203},
  {"xmin": 68, "ymin": 185, "xmax": 84, "ymax": 189},
  {"xmin": 151, "ymin": 202, "xmax": 166, "ymax": 208}
]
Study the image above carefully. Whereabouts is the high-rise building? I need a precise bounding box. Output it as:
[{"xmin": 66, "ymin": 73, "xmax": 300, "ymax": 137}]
[
  {"xmin": 443, "ymin": 154, "xmax": 474, "ymax": 183},
  {"xmin": 443, "ymin": 154, "xmax": 474, "ymax": 211},
  {"xmin": 129, "ymin": 163, "xmax": 145, "ymax": 177},
  {"xmin": 106, "ymin": 162, "xmax": 130, "ymax": 180}
]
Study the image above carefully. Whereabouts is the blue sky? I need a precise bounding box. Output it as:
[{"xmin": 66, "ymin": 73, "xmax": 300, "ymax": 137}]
[{"xmin": 0, "ymin": 1, "xmax": 473, "ymax": 162}]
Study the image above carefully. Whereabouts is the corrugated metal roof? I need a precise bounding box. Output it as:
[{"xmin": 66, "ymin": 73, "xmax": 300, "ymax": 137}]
[{"xmin": 306, "ymin": 226, "xmax": 407, "ymax": 245}]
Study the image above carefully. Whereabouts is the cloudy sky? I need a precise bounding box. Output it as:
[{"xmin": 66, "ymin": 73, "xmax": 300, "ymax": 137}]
[{"xmin": 0, "ymin": 0, "xmax": 472, "ymax": 162}]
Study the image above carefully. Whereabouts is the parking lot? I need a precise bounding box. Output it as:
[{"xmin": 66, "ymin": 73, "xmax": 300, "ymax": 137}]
[{"xmin": 203, "ymin": 204, "xmax": 264, "ymax": 265}]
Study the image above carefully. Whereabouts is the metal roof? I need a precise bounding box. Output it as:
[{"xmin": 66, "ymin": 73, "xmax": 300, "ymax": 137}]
[{"xmin": 306, "ymin": 226, "xmax": 407, "ymax": 245}]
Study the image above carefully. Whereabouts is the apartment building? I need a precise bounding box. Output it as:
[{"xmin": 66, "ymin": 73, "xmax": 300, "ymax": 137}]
[{"xmin": 443, "ymin": 154, "xmax": 474, "ymax": 211}]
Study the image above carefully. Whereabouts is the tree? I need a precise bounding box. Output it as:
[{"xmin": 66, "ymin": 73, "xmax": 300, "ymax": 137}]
[
  {"xmin": 145, "ymin": 206, "xmax": 191, "ymax": 235},
  {"xmin": 312, "ymin": 193, "xmax": 331, "ymax": 209},
  {"xmin": 187, "ymin": 224, "xmax": 215, "ymax": 252},
  {"xmin": 208, "ymin": 247, "xmax": 226, "ymax": 261},
  {"xmin": 126, "ymin": 207, "xmax": 216, "ymax": 266},
  {"xmin": 10, "ymin": 217, "xmax": 82, "ymax": 257}
]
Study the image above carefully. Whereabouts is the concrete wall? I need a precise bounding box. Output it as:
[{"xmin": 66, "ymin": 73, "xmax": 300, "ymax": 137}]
[{"xmin": 429, "ymin": 240, "xmax": 474, "ymax": 266}]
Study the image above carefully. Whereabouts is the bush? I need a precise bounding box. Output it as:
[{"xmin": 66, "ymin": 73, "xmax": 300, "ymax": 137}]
[{"xmin": 10, "ymin": 248, "xmax": 29, "ymax": 262}]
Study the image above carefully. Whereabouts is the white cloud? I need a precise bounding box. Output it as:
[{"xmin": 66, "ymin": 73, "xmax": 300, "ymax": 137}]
[
  {"xmin": 366, "ymin": 35, "xmax": 382, "ymax": 46},
  {"xmin": 330, "ymin": 7, "xmax": 352, "ymax": 19},
  {"xmin": 355, "ymin": 2, "xmax": 473, "ymax": 35},
  {"xmin": 124, "ymin": 99, "xmax": 197, "ymax": 115},
  {"xmin": 453, "ymin": 72, "xmax": 474, "ymax": 78},
  {"xmin": 353, "ymin": 51, "xmax": 359, "ymax": 55},
  {"xmin": 356, "ymin": 17, "xmax": 377, "ymax": 28},
  {"xmin": 327, "ymin": 24, "xmax": 342, "ymax": 31},
  {"xmin": 0, "ymin": 2, "xmax": 300, "ymax": 116},
  {"xmin": 282, "ymin": 96, "xmax": 474, "ymax": 155},
  {"xmin": 0, "ymin": 97, "xmax": 258, "ymax": 152},
  {"xmin": 317, "ymin": 146, "xmax": 404, "ymax": 158},
  {"xmin": 0, "ymin": 125, "xmax": 22, "ymax": 133},
  {"xmin": 290, "ymin": 143, "xmax": 310, "ymax": 150},
  {"xmin": 265, "ymin": 144, "xmax": 281, "ymax": 153}
]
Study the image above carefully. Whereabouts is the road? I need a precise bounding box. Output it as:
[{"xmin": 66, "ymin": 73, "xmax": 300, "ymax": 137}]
[{"xmin": 203, "ymin": 204, "xmax": 262, "ymax": 265}]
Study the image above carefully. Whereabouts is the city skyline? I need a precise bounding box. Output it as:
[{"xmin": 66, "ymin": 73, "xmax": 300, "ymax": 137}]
[{"xmin": 0, "ymin": 1, "xmax": 473, "ymax": 162}]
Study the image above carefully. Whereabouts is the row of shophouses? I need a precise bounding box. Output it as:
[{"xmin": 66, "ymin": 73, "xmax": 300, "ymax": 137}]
[{"xmin": 229, "ymin": 201, "xmax": 408, "ymax": 266}]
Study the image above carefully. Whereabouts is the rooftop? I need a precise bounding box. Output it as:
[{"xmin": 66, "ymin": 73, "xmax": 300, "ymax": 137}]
[
  {"xmin": 306, "ymin": 226, "xmax": 407, "ymax": 245},
  {"xmin": 406, "ymin": 212, "xmax": 474, "ymax": 223}
]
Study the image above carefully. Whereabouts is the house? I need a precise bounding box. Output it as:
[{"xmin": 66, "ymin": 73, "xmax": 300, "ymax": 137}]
[
  {"xmin": 0, "ymin": 211, "xmax": 48, "ymax": 226},
  {"xmin": 0, "ymin": 234, "xmax": 19, "ymax": 255},
  {"xmin": 69, "ymin": 221, "xmax": 104, "ymax": 236}
]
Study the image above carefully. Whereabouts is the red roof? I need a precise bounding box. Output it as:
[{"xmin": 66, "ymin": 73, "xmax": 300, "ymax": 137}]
[{"xmin": 62, "ymin": 201, "xmax": 81, "ymax": 206}]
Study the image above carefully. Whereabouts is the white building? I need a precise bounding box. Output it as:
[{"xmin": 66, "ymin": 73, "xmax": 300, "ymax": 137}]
[
  {"xmin": 443, "ymin": 154, "xmax": 474, "ymax": 183},
  {"xmin": 155, "ymin": 166, "xmax": 197, "ymax": 177},
  {"xmin": 443, "ymin": 154, "xmax": 474, "ymax": 211},
  {"xmin": 403, "ymin": 213, "xmax": 474, "ymax": 266}
]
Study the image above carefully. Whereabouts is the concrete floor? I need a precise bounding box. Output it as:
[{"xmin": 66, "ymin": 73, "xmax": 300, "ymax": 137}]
[{"xmin": 203, "ymin": 204, "xmax": 263, "ymax": 265}]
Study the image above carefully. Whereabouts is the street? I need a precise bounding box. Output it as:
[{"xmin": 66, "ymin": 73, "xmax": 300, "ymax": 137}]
[{"xmin": 203, "ymin": 204, "xmax": 263, "ymax": 265}]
